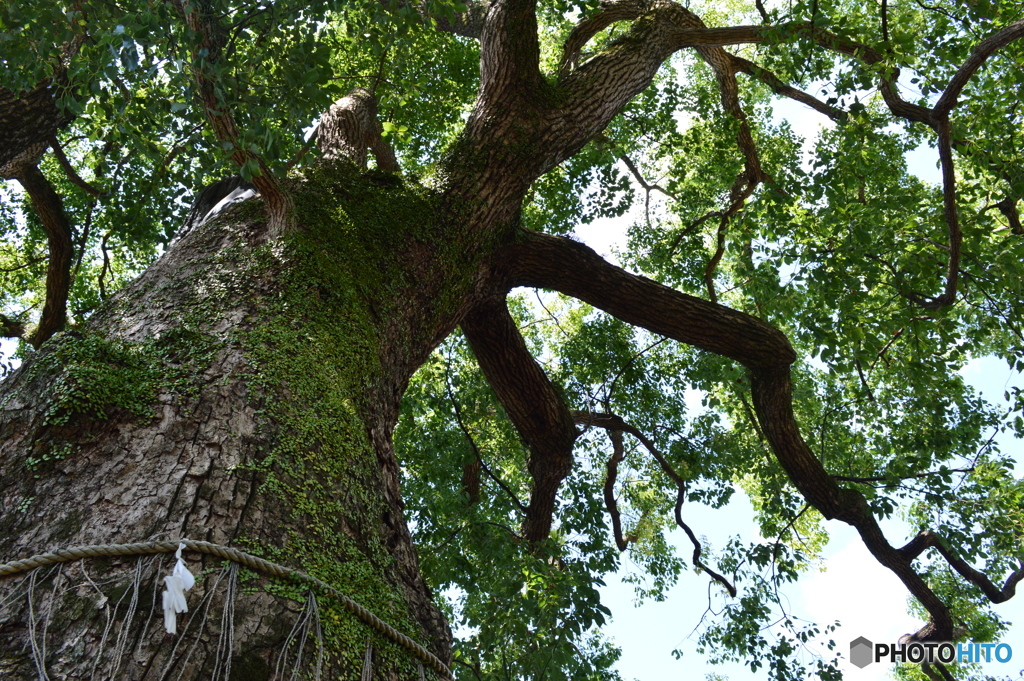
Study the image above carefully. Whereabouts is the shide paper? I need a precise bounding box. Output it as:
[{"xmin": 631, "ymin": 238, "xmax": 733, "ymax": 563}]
[{"xmin": 162, "ymin": 542, "xmax": 196, "ymax": 634}]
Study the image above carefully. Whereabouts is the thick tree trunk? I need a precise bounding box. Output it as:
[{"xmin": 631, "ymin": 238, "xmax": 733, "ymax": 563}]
[{"xmin": 0, "ymin": 163, "xmax": 461, "ymax": 680}]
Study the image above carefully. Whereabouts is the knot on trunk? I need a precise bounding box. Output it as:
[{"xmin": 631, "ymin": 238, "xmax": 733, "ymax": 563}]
[{"xmin": 317, "ymin": 88, "xmax": 400, "ymax": 173}]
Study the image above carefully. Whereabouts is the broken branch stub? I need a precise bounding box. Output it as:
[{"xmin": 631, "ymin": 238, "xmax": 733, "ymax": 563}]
[{"xmin": 317, "ymin": 88, "xmax": 400, "ymax": 173}]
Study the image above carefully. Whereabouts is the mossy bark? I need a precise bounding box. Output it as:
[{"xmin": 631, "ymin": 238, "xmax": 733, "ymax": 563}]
[{"xmin": 0, "ymin": 163, "xmax": 458, "ymax": 680}]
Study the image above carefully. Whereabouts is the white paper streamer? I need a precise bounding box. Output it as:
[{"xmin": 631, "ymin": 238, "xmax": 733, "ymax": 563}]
[{"xmin": 161, "ymin": 543, "xmax": 196, "ymax": 634}]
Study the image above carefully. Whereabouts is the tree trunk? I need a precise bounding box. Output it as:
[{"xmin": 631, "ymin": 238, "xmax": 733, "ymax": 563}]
[{"xmin": 0, "ymin": 162, "xmax": 461, "ymax": 680}]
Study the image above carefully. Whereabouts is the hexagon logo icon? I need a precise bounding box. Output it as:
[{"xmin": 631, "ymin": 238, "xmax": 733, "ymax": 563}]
[{"xmin": 850, "ymin": 637, "xmax": 874, "ymax": 668}]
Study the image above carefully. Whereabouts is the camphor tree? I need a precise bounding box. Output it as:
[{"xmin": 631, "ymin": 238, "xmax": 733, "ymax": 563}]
[{"xmin": 0, "ymin": 0, "xmax": 1023, "ymax": 679}]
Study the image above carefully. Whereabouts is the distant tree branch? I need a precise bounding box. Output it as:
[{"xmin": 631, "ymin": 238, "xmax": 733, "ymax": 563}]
[
  {"xmin": 444, "ymin": 365, "xmax": 529, "ymax": 514},
  {"xmin": 805, "ymin": 19, "xmax": 1024, "ymax": 309},
  {"xmin": 933, "ymin": 21, "xmax": 1024, "ymax": 118},
  {"xmin": 384, "ymin": 0, "xmax": 487, "ymax": 39},
  {"xmin": 461, "ymin": 295, "xmax": 579, "ymax": 544},
  {"xmin": 704, "ymin": 173, "xmax": 758, "ymax": 303},
  {"xmin": 832, "ymin": 467, "xmax": 974, "ymax": 484},
  {"xmin": 50, "ymin": 136, "xmax": 102, "ymax": 197},
  {"xmin": 730, "ymin": 55, "xmax": 844, "ymax": 121},
  {"xmin": 603, "ymin": 429, "xmax": 632, "ymax": 552},
  {"xmin": 9, "ymin": 163, "xmax": 74, "ymax": 348},
  {"xmin": 169, "ymin": 0, "xmax": 293, "ymax": 231},
  {"xmin": 0, "ymin": 256, "xmax": 47, "ymax": 274},
  {"xmin": 573, "ymin": 409, "xmax": 736, "ymax": 595}
]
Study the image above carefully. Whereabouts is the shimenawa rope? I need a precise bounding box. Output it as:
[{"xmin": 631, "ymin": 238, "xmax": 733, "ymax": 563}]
[{"xmin": 0, "ymin": 539, "xmax": 451, "ymax": 679}]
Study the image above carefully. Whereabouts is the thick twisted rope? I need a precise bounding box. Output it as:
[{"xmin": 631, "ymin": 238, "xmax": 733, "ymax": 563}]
[{"xmin": 0, "ymin": 539, "xmax": 451, "ymax": 680}]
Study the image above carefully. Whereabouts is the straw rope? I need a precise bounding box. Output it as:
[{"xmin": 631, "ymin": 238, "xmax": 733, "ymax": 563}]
[{"xmin": 0, "ymin": 539, "xmax": 451, "ymax": 679}]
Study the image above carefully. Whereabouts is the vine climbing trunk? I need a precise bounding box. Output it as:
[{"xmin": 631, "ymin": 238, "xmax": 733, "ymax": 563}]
[{"xmin": 0, "ymin": 162, "xmax": 469, "ymax": 680}]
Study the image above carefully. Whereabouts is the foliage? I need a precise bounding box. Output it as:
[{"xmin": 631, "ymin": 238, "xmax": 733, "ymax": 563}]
[{"xmin": 2, "ymin": 0, "xmax": 1023, "ymax": 679}]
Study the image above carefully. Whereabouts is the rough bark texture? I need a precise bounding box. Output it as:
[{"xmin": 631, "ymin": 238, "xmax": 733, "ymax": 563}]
[
  {"xmin": 0, "ymin": 165, "xmax": 455, "ymax": 680},
  {"xmin": 0, "ymin": 84, "xmax": 70, "ymax": 180}
]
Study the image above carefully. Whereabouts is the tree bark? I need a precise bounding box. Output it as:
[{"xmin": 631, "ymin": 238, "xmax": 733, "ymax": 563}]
[{"xmin": 0, "ymin": 163, "xmax": 457, "ymax": 680}]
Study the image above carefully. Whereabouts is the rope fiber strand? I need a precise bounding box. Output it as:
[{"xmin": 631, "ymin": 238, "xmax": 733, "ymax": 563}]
[{"xmin": 0, "ymin": 539, "xmax": 452, "ymax": 680}]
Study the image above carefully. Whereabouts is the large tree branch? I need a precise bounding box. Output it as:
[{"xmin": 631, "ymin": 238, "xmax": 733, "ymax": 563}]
[
  {"xmin": 505, "ymin": 231, "xmax": 794, "ymax": 369},
  {"xmin": 475, "ymin": 0, "xmax": 543, "ymax": 114},
  {"xmin": 499, "ymin": 230, "xmax": 1024, "ymax": 640},
  {"xmin": 8, "ymin": 163, "xmax": 74, "ymax": 348},
  {"xmin": 461, "ymin": 295, "xmax": 579, "ymax": 544},
  {"xmin": 0, "ymin": 85, "xmax": 72, "ymax": 180}
]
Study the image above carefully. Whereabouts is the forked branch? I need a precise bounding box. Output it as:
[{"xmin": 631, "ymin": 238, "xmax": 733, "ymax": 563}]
[
  {"xmin": 807, "ymin": 19, "xmax": 1024, "ymax": 309},
  {"xmin": 503, "ymin": 230, "xmax": 1019, "ymax": 641},
  {"xmin": 898, "ymin": 531, "xmax": 1024, "ymax": 605},
  {"xmin": 461, "ymin": 296, "xmax": 579, "ymax": 544},
  {"xmin": 574, "ymin": 410, "xmax": 736, "ymax": 595}
]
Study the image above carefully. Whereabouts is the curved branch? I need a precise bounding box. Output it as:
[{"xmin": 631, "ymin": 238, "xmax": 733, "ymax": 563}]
[
  {"xmin": 898, "ymin": 531, "xmax": 1024, "ymax": 605},
  {"xmin": 933, "ymin": 20, "xmax": 1024, "ymax": 118},
  {"xmin": 603, "ymin": 429, "xmax": 632, "ymax": 552},
  {"xmin": 502, "ymin": 230, "xmax": 978, "ymax": 640},
  {"xmin": 559, "ymin": 0, "xmax": 646, "ymax": 77},
  {"xmin": 506, "ymin": 231, "xmax": 794, "ymax": 368},
  {"xmin": 989, "ymin": 197, "xmax": 1023, "ymax": 235},
  {"xmin": 9, "ymin": 163, "xmax": 73, "ymax": 348},
  {"xmin": 573, "ymin": 410, "xmax": 736, "ymax": 595},
  {"xmin": 553, "ymin": 3, "xmax": 770, "ymax": 176},
  {"xmin": 169, "ymin": 0, "xmax": 292, "ymax": 231},
  {"xmin": 50, "ymin": 136, "xmax": 102, "ymax": 197},
  {"xmin": 730, "ymin": 55, "xmax": 845, "ymax": 122},
  {"xmin": 461, "ymin": 296, "xmax": 579, "ymax": 544}
]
